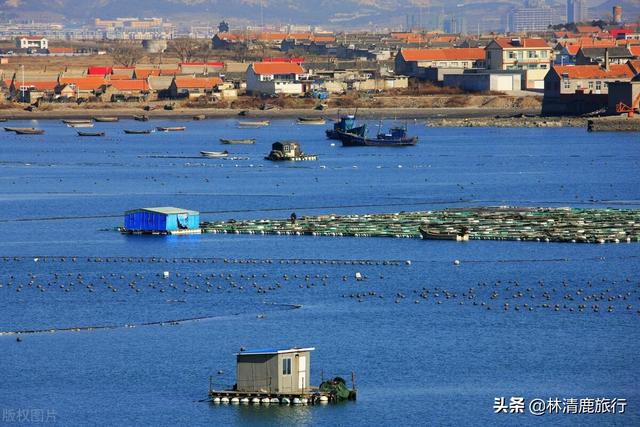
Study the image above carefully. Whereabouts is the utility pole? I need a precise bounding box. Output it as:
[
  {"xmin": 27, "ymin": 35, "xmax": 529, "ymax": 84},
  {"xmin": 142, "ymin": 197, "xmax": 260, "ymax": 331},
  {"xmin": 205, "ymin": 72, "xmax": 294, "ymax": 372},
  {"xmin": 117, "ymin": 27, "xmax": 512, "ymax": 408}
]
[{"xmin": 21, "ymin": 64, "xmax": 25, "ymax": 103}]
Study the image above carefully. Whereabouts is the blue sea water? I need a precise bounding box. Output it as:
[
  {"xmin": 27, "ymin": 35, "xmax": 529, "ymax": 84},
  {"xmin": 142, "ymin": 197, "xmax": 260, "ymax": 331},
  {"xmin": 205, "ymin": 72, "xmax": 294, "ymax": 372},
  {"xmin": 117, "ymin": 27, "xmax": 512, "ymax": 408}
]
[{"xmin": 0, "ymin": 118, "xmax": 639, "ymax": 426}]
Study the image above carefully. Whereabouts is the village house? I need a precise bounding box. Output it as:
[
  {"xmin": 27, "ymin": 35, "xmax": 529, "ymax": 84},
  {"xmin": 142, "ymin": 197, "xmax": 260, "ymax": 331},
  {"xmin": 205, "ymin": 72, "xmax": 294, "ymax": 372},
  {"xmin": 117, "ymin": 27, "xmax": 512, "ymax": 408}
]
[
  {"xmin": 607, "ymin": 66, "xmax": 640, "ymax": 114},
  {"xmin": 485, "ymin": 37, "xmax": 552, "ymax": 89},
  {"xmin": 16, "ymin": 36, "xmax": 48, "ymax": 50},
  {"xmin": 9, "ymin": 79, "xmax": 58, "ymax": 103},
  {"xmin": 575, "ymin": 47, "xmax": 634, "ymax": 66},
  {"xmin": 167, "ymin": 76, "xmax": 223, "ymax": 99},
  {"xmin": 394, "ymin": 48, "xmax": 486, "ymax": 81},
  {"xmin": 100, "ymin": 79, "xmax": 150, "ymax": 102},
  {"xmin": 543, "ymin": 62, "xmax": 636, "ymax": 98},
  {"xmin": 246, "ymin": 62, "xmax": 307, "ymax": 96},
  {"xmin": 57, "ymin": 76, "xmax": 106, "ymax": 99}
]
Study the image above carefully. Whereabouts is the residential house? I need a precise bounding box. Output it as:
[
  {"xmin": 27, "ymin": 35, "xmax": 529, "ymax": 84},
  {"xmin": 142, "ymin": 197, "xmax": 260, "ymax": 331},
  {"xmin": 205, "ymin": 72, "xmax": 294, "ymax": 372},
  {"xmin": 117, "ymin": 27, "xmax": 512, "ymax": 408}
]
[
  {"xmin": 394, "ymin": 48, "xmax": 486, "ymax": 81},
  {"xmin": 246, "ymin": 62, "xmax": 306, "ymax": 96},
  {"xmin": 168, "ymin": 76, "xmax": 223, "ymax": 99},
  {"xmin": 544, "ymin": 63, "xmax": 636, "ymax": 98},
  {"xmin": 575, "ymin": 47, "xmax": 634, "ymax": 66},
  {"xmin": 147, "ymin": 76, "xmax": 175, "ymax": 99},
  {"xmin": 16, "ymin": 36, "xmax": 48, "ymax": 50},
  {"xmin": 100, "ymin": 79, "xmax": 150, "ymax": 102},
  {"xmin": 57, "ymin": 76, "xmax": 106, "ymax": 99},
  {"xmin": 607, "ymin": 64, "xmax": 640, "ymax": 114},
  {"xmin": 9, "ymin": 79, "xmax": 58, "ymax": 102},
  {"xmin": 485, "ymin": 37, "xmax": 552, "ymax": 89},
  {"xmin": 179, "ymin": 62, "xmax": 224, "ymax": 75}
]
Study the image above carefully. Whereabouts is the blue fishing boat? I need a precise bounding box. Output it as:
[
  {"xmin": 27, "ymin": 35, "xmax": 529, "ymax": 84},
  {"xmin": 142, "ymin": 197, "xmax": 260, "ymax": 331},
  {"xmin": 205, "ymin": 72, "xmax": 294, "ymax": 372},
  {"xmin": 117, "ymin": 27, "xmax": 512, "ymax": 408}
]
[
  {"xmin": 340, "ymin": 124, "xmax": 418, "ymax": 147},
  {"xmin": 325, "ymin": 115, "xmax": 366, "ymax": 140}
]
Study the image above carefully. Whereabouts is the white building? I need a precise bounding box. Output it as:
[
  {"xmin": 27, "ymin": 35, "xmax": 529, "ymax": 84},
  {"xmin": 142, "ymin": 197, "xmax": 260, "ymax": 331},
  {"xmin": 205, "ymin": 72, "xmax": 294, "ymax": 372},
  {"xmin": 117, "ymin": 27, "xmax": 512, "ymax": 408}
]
[
  {"xmin": 16, "ymin": 36, "xmax": 48, "ymax": 50},
  {"xmin": 246, "ymin": 62, "xmax": 306, "ymax": 96}
]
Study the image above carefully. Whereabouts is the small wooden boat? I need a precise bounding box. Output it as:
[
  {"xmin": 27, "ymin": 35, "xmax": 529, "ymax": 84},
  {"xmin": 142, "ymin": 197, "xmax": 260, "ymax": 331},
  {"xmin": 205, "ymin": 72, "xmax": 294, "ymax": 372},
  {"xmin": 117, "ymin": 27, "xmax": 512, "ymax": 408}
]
[
  {"xmin": 93, "ymin": 116, "xmax": 119, "ymax": 122},
  {"xmin": 67, "ymin": 123, "xmax": 94, "ymax": 128},
  {"xmin": 134, "ymin": 115, "xmax": 149, "ymax": 121},
  {"xmin": 124, "ymin": 129, "xmax": 152, "ymax": 134},
  {"xmin": 14, "ymin": 128, "xmax": 45, "ymax": 135},
  {"xmin": 237, "ymin": 120, "xmax": 269, "ymax": 127},
  {"xmin": 77, "ymin": 131, "xmax": 105, "ymax": 137},
  {"xmin": 62, "ymin": 119, "xmax": 92, "ymax": 125},
  {"xmin": 297, "ymin": 117, "xmax": 326, "ymax": 125},
  {"xmin": 220, "ymin": 138, "xmax": 256, "ymax": 145},
  {"xmin": 156, "ymin": 126, "xmax": 186, "ymax": 132},
  {"xmin": 201, "ymin": 150, "xmax": 229, "ymax": 158},
  {"xmin": 4, "ymin": 127, "xmax": 20, "ymax": 132},
  {"xmin": 419, "ymin": 226, "xmax": 469, "ymax": 241},
  {"xmin": 0, "ymin": 118, "xmax": 7, "ymax": 122},
  {"xmin": 193, "ymin": 114, "xmax": 206, "ymax": 121}
]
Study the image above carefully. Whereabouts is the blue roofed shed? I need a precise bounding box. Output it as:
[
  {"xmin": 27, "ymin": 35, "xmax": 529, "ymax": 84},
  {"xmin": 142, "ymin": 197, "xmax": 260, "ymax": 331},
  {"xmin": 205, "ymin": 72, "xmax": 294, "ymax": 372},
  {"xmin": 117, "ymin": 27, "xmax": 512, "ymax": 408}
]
[{"xmin": 123, "ymin": 207, "xmax": 200, "ymax": 234}]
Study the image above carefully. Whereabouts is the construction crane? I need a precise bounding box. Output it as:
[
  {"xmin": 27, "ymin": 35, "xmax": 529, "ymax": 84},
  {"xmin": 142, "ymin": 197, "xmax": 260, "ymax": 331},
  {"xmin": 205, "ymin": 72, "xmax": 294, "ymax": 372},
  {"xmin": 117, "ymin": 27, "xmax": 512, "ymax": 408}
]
[{"xmin": 616, "ymin": 92, "xmax": 640, "ymax": 118}]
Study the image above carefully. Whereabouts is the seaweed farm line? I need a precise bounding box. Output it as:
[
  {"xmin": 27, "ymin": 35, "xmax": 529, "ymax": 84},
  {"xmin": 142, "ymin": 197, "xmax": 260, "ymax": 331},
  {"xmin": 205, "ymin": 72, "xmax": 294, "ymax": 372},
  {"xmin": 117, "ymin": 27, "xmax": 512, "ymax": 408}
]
[{"xmin": 200, "ymin": 207, "xmax": 640, "ymax": 244}]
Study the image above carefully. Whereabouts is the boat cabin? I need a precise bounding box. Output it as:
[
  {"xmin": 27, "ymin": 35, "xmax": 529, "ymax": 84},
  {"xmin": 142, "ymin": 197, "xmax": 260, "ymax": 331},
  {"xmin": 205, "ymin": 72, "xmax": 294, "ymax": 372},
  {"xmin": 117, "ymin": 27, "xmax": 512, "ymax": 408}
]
[
  {"xmin": 271, "ymin": 141, "xmax": 301, "ymax": 158},
  {"xmin": 123, "ymin": 206, "xmax": 200, "ymax": 234},
  {"xmin": 236, "ymin": 347, "xmax": 314, "ymax": 394}
]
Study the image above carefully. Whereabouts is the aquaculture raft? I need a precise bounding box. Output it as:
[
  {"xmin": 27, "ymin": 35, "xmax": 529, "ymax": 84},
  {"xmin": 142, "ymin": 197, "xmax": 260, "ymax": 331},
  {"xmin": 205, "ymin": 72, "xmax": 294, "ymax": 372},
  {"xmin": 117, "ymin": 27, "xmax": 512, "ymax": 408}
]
[{"xmin": 200, "ymin": 207, "xmax": 640, "ymax": 244}]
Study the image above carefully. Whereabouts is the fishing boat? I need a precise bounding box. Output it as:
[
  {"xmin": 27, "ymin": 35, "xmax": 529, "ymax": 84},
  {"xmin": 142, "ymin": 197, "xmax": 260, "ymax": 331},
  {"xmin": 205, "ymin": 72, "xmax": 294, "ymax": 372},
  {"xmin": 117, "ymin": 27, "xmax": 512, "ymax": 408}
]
[
  {"xmin": 340, "ymin": 125, "xmax": 418, "ymax": 147},
  {"xmin": 124, "ymin": 129, "xmax": 152, "ymax": 134},
  {"xmin": 265, "ymin": 141, "xmax": 317, "ymax": 161},
  {"xmin": 77, "ymin": 131, "xmax": 105, "ymax": 137},
  {"xmin": 4, "ymin": 127, "xmax": 20, "ymax": 132},
  {"xmin": 237, "ymin": 120, "xmax": 269, "ymax": 128},
  {"xmin": 219, "ymin": 138, "xmax": 256, "ymax": 145},
  {"xmin": 156, "ymin": 126, "xmax": 186, "ymax": 132},
  {"xmin": 133, "ymin": 115, "xmax": 149, "ymax": 121},
  {"xmin": 200, "ymin": 150, "xmax": 229, "ymax": 158},
  {"xmin": 14, "ymin": 128, "xmax": 45, "ymax": 135},
  {"xmin": 325, "ymin": 115, "xmax": 366, "ymax": 140},
  {"xmin": 0, "ymin": 118, "xmax": 7, "ymax": 122},
  {"xmin": 419, "ymin": 225, "xmax": 469, "ymax": 241},
  {"xmin": 193, "ymin": 114, "xmax": 206, "ymax": 121},
  {"xmin": 93, "ymin": 117, "xmax": 119, "ymax": 122},
  {"xmin": 67, "ymin": 123, "xmax": 94, "ymax": 128},
  {"xmin": 62, "ymin": 119, "xmax": 92, "ymax": 125},
  {"xmin": 297, "ymin": 117, "xmax": 326, "ymax": 125}
]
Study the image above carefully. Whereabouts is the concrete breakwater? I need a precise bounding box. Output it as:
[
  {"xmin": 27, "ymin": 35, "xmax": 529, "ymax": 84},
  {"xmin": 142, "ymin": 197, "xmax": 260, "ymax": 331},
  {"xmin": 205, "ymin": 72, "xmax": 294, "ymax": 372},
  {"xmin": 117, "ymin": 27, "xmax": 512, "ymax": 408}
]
[
  {"xmin": 426, "ymin": 116, "xmax": 587, "ymax": 128},
  {"xmin": 201, "ymin": 207, "xmax": 640, "ymax": 244}
]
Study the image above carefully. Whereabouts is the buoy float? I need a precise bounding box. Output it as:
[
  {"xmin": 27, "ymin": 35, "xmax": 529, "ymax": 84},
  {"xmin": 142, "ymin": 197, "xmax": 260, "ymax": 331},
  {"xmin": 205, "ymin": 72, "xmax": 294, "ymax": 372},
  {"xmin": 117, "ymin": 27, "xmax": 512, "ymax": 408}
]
[
  {"xmin": 251, "ymin": 397, "xmax": 260, "ymax": 404},
  {"xmin": 453, "ymin": 259, "xmax": 461, "ymax": 266},
  {"xmin": 292, "ymin": 398, "xmax": 302, "ymax": 405},
  {"xmin": 281, "ymin": 397, "xmax": 291, "ymax": 405},
  {"xmin": 231, "ymin": 397, "xmax": 239, "ymax": 405},
  {"xmin": 162, "ymin": 271, "xmax": 169, "ymax": 279},
  {"xmin": 220, "ymin": 397, "xmax": 230, "ymax": 404},
  {"xmin": 319, "ymin": 395, "xmax": 329, "ymax": 403},
  {"xmin": 300, "ymin": 398, "xmax": 308, "ymax": 405},
  {"xmin": 240, "ymin": 398, "xmax": 249, "ymax": 405},
  {"xmin": 261, "ymin": 398, "xmax": 271, "ymax": 404},
  {"xmin": 270, "ymin": 398, "xmax": 279, "ymax": 404},
  {"xmin": 212, "ymin": 397, "xmax": 221, "ymax": 404}
]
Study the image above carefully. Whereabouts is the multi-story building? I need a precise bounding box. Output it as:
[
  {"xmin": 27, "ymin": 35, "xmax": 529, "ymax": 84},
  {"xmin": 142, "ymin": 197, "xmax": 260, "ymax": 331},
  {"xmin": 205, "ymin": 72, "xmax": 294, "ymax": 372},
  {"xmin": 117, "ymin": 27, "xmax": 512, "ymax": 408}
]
[
  {"xmin": 509, "ymin": 6, "xmax": 554, "ymax": 32},
  {"xmin": 567, "ymin": 0, "xmax": 588, "ymax": 24},
  {"xmin": 15, "ymin": 36, "xmax": 48, "ymax": 50},
  {"xmin": 486, "ymin": 37, "xmax": 553, "ymax": 89}
]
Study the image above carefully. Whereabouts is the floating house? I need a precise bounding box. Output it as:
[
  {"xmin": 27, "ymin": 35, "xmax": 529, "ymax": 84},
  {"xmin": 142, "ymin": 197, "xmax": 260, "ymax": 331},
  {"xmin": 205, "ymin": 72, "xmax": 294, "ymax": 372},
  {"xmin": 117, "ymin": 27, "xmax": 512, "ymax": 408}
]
[
  {"xmin": 265, "ymin": 141, "xmax": 317, "ymax": 161},
  {"xmin": 236, "ymin": 347, "xmax": 314, "ymax": 394},
  {"xmin": 123, "ymin": 207, "xmax": 201, "ymax": 235}
]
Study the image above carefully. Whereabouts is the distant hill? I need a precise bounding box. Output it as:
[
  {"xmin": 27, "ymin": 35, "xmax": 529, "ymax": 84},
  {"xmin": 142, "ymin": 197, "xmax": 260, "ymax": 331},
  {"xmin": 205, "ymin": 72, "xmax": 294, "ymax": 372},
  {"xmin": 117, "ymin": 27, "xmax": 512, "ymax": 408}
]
[{"xmin": 1, "ymin": 0, "xmax": 638, "ymax": 29}]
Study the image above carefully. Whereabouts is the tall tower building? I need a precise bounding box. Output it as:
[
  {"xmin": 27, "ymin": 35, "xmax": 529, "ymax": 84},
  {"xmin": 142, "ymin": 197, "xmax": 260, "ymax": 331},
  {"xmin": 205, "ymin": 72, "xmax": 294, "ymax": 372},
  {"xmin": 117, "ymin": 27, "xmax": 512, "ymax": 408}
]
[{"xmin": 567, "ymin": 0, "xmax": 587, "ymax": 24}]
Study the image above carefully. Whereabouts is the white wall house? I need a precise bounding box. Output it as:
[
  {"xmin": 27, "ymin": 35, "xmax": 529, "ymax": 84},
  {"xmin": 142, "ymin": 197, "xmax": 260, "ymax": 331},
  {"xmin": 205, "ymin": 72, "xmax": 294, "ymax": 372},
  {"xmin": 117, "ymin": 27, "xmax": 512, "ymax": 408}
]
[
  {"xmin": 16, "ymin": 36, "xmax": 48, "ymax": 50},
  {"xmin": 246, "ymin": 62, "xmax": 306, "ymax": 96}
]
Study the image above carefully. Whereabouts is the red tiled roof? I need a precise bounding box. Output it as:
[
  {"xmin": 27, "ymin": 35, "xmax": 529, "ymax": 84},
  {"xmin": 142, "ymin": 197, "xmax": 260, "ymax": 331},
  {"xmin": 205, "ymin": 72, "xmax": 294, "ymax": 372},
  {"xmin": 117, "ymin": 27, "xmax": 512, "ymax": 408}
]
[
  {"xmin": 173, "ymin": 76, "xmax": 222, "ymax": 89},
  {"xmin": 251, "ymin": 62, "xmax": 305, "ymax": 75},
  {"xmin": 108, "ymin": 74, "xmax": 132, "ymax": 80},
  {"xmin": 257, "ymin": 32, "xmax": 287, "ymax": 41},
  {"xmin": 134, "ymin": 69, "xmax": 161, "ymax": 79},
  {"xmin": 630, "ymin": 46, "xmax": 640, "ymax": 57},
  {"xmin": 13, "ymin": 80, "xmax": 58, "ymax": 90},
  {"xmin": 48, "ymin": 47, "xmax": 74, "ymax": 54},
  {"xmin": 107, "ymin": 80, "xmax": 149, "ymax": 91},
  {"xmin": 628, "ymin": 60, "xmax": 640, "ymax": 75},
  {"xmin": 58, "ymin": 76, "xmax": 106, "ymax": 90},
  {"xmin": 553, "ymin": 64, "xmax": 635, "ymax": 79},
  {"xmin": 88, "ymin": 66, "xmax": 112, "ymax": 75},
  {"xmin": 576, "ymin": 25, "xmax": 602, "ymax": 34},
  {"xmin": 312, "ymin": 35, "xmax": 336, "ymax": 43},
  {"xmin": 400, "ymin": 48, "xmax": 485, "ymax": 62},
  {"xmin": 262, "ymin": 57, "xmax": 305, "ymax": 63},
  {"xmin": 492, "ymin": 38, "xmax": 549, "ymax": 49}
]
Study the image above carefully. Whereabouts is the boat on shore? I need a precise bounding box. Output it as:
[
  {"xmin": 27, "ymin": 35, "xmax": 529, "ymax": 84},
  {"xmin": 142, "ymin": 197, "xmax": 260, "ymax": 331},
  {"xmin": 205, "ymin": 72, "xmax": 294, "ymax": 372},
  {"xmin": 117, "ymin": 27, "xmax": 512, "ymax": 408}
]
[
  {"xmin": 133, "ymin": 115, "xmax": 149, "ymax": 121},
  {"xmin": 156, "ymin": 126, "xmax": 186, "ymax": 132},
  {"xmin": 326, "ymin": 115, "xmax": 366, "ymax": 140},
  {"xmin": 220, "ymin": 138, "xmax": 256, "ymax": 145},
  {"xmin": 0, "ymin": 118, "xmax": 7, "ymax": 122},
  {"xmin": 62, "ymin": 119, "xmax": 92, "ymax": 125},
  {"xmin": 238, "ymin": 120, "xmax": 269, "ymax": 128},
  {"xmin": 297, "ymin": 117, "xmax": 326, "ymax": 125},
  {"xmin": 201, "ymin": 150, "xmax": 229, "ymax": 158},
  {"xmin": 340, "ymin": 125, "xmax": 417, "ymax": 147},
  {"xmin": 193, "ymin": 114, "xmax": 206, "ymax": 121},
  {"xmin": 77, "ymin": 131, "xmax": 105, "ymax": 137},
  {"xmin": 14, "ymin": 128, "xmax": 45, "ymax": 135},
  {"xmin": 93, "ymin": 117, "xmax": 119, "ymax": 122},
  {"xmin": 124, "ymin": 129, "xmax": 152, "ymax": 134},
  {"xmin": 419, "ymin": 225, "xmax": 469, "ymax": 241},
  {"xmin": 67, "ymin": 123, "xmax": 94, "ymax": 128}
]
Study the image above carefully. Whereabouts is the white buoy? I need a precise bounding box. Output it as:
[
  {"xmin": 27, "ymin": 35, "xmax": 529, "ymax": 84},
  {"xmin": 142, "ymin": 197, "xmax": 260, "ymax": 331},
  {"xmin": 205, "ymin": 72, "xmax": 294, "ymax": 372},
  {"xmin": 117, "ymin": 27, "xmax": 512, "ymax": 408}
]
[
  {"xmin": 212, "ymin": 397, "xmax": 221, "ymax": 404},
  {"xmin": 405, "ymin": 260, "xmax": 411, "ymax": 265},
  {"xmin": 270, "ymin": 398, "xmax": 279, "ymax": 404},
  {"xmin": 231, "ymin": 397, "xmax": 240, "ymax": 405},
  {"xmin": 162, "ymin": 271, "xmax": 169, "ymax": 279},
  {"xmin": 240, "ymin": 397, "xmax": 249, "ymax": 404},
  {"xmin": 292, "ymin": 398, "xmax": 302, "ymax": 405},
  {"xmin": 453, "ymin": 259, "xmax": 461, "ymax": 266},
  {"xmin": 319, "ymin": 395, "xmax": 329, "ymax": 403},
  {"xmin": 281, "ymin": 397, "xmax": 291, "ymax": 405},
  {"xmin": 221, "ymin": 397, "xmax": 230, "ymax": 404},
  {"xmin": 33, "ymin": 257, "xmax": 39, "ymax": 262},
  {"xmin": 261, "ymin": 398, "xmax": 271, "ymax": 404},
  {"xmin": 251, "ymin": 397, "xmax": 260, "ymax": 404},
  {"xmin": 355, "ymin": 272, "xmax": 363, "ymax": 281},
  {"xmin": 300, "ymin": 398, "xmax": 308, "ymax": 405}
]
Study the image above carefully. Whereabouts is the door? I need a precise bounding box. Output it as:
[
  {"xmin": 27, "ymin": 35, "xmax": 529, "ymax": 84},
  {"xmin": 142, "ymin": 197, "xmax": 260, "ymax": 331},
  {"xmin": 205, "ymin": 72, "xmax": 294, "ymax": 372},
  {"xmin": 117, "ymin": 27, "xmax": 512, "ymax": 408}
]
[{"xmin": 298, "ymin": 355, "xmax": 306, "ymax": 391}]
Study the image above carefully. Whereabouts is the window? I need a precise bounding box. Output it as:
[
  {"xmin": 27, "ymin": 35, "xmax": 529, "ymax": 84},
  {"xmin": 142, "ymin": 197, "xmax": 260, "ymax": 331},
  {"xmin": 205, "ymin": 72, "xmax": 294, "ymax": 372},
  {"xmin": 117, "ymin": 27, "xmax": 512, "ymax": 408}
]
[
  {"xmin": 282, "ymin": 358, "xmax": 291, "ymax": 375},
  {"xmin": 450, "ymin": 62, "xmax": 458, "ymax": 67},
  {"xmin": 541, "ymin": 50, "xmax": 548, "ymax": 58},
  {"xmin": 563, "ymin": 79, "xmax": 570, "ymax": 89},
  {"xmin": 595, "ymin": 81, "xmax": 601, "ymax": 90},
  {"xmin": 540, "ymin": 64, "xmax": 547, "ymax": 69},
  {"xmin": 588, "ymin": 81, "xmax": 593, "ymax": 89}
]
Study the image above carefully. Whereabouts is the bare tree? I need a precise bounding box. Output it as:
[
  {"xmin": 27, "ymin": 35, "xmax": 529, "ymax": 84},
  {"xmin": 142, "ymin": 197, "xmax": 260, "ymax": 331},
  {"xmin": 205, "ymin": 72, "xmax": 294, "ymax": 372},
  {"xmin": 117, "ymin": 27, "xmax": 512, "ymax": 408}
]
[
  {"xmin": 197, "ymin": 41, "xmax": 213, "ymax": 62},
  {"xmin": 170, "ymin": 38, "xmax": 202, "ymax": 62},
  {"xmin": 111, "ymin": 42, "xmax": 144, "ymax": 67}
]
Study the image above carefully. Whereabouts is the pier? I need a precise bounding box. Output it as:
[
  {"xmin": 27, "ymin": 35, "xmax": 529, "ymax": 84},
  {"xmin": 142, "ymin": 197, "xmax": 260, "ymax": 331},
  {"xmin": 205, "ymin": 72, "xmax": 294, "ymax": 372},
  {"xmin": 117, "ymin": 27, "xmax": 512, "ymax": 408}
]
[{"xmin": 201, "ymin": 207, "xmax": 640, "ymax": 244}]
